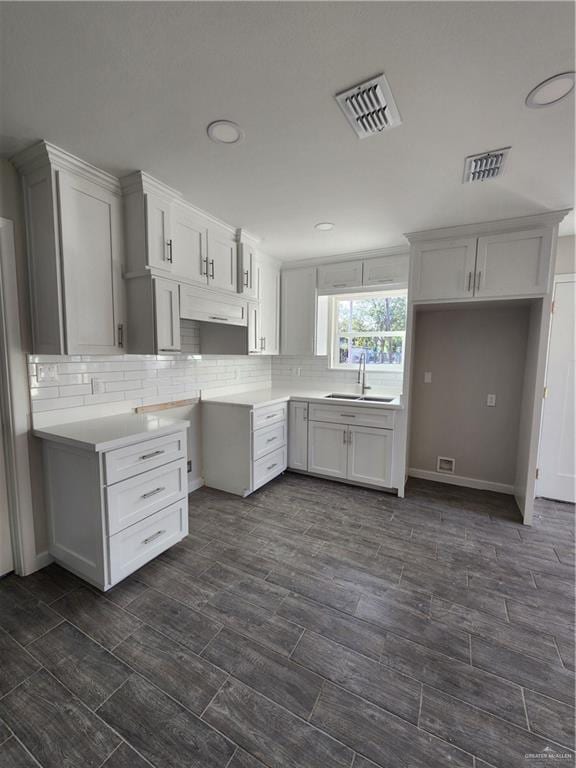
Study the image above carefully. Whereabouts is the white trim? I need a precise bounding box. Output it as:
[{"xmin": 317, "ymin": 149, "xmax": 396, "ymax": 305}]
[
  {"xmin": 0, "ymin": 218, "xmax": 39, "ymax": 575},
  {"xmin": 188, "ymin": 476, "xmax": 204, "ymax": 493},
  {"xmin": 408, "ymin": 467, "xmax": 514, "ymax": 495},
  {"xmin": 33, "ymin": 550, "xmax": 54, "ymax": 570},
  {"xmin": 282, "ymin": 245, "xmax": 410, "ymax": 270}
]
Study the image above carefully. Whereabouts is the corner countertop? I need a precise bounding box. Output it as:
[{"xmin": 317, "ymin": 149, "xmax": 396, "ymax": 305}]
[
  {"xmin": 201, "ymin": 388, "xmax": 404, "ymax": 410},
  {"xmin": 33, "ymin": 413, "xmax": 190, "ymax": 452}
]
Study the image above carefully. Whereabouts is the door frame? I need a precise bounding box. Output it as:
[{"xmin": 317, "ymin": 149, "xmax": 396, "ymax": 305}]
[
  {"xmin": 537, "ymin": 272, "xmax": 576, "ymax": 500},
  {"xmin": 0, "ymin": 217, "xmax": 37, "ymax": 575}
]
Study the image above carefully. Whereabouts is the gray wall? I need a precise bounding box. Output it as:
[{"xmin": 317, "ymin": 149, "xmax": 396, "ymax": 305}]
[{"xmin": 409, "ymin": 304, "xmax": 530, "ymax": 486}]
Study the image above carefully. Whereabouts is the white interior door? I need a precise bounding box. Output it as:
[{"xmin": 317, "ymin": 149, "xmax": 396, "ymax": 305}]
[
  {"xmin": 538, "ymin": 277, "xmax": 576, "ymax": 502},
  {"xmin": 0, "ymin": 415, "xmax": 14, "ymax": 576}
]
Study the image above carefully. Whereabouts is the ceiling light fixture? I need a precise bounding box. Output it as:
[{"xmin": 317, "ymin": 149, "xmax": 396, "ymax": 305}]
[
  {"xmin": 525, "ymin": 72, "xmax": 575, "ymax": 108},
  {"xmin": 314, "ymin": 222, "xmax": 335, "ymax": 231},
  {"xmin": 207, "ymin": 120, "xmax": 244, "ymax": 144}
]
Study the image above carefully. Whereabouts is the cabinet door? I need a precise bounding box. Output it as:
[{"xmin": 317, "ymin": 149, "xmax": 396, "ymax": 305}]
[
  {"xmin": 260, "ymin": 259, "xmax": 280, "ymax": 355},
  {"xmin": 171, "ymin": 203, "xmax": 208, "ymax": 284},
  {"xmin": 281, "ymin": 268, "xmax": 317, "ymax": 355},
  {"xmin": 318, "ymin": 261, "xmax": 363, "ymax": 290},
  {"xmin": 58, "ymin": 170, "xmax": 125, "ymax": 354},
  {"xmin": 347, "ymin": 425, "xmax": 393, "ymax": 488},
  {"xmin": 475, "ymin": 229, "xmax": 551, "ymax": 298},
  {"xmin": 208, "ymin": 226, "xmax": 237, "ymax": 293},
  {"xmin": 363, "ymin": 254, "xmax": 409, "ymax": 286},
  {"xmin": 247, "ymin": 301, "xmax": 262, "ymax": 354},
  {"xmin": 154, "ymin": 278, "xmax": 180, "ymax": 352},
  {"xmin": 307, "ymin": 422, "xmax": 348, "ymax": 479},
  {"xmin": 145, "ymin": 193, "xmax": 172, "ymax": 270},
  {"xmin": 288, "ymin": 402, "xmax": 309, "ymax": 471},
  {"xmin": 411, "ymin": 238, "xmax": 477, "ymax": 301},
  {"xmin": 238, "ymin": 243, "xmax": 259, "ymax": 299}
]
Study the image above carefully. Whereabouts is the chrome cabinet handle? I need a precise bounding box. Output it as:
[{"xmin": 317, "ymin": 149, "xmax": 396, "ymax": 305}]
[
  {"xmin": 266, "ymin": 462, "xmax": 278, "ymax": 471},
  {"xmin": 166, "ymin": 240, "xmax": 173, "ymax": 263},
  {"xmin": 260, "ymin": 337, "xmax": 266, "ymax": 351},
  {"xmin": 476, "ymin": 270, "xmax": 482, "ymax": 292},
  {"xmin": 209, "ymin": 259, "xmax": 215, "ymax": 279},
  {"xmin": 244, "ymin": 270, "xmax": 249, "ymax": 287},
  {"xmin": 142, "ymin": 486, "xmax": 165, "ymax": 499},
  {"xmin": 139, "ymin": 449, "xmax": 165, "ymax": 460},
  {"xmin": 467, "ymin": 271, "xmax": 472, "ymax": 292},
  {"xmin": 117, "ymin": 324, "xmax": 124, "ymax": 349},
  {"xmin": 201, "ymin": 255, "xmax": 208, "ymax": 276},
  {"xmin": 340, "ymin": 413, "xmax": 357, "ymax": 418},
  {"xmin": 266, "ymin": 436, "xmax": 277, "ymax": 443},
  {"xmin": 343, "ymin": 430, "xmax": 347, "ymax": 444},
  {"xmin": 209, "ymin": 315, "xmax": 228, "ymax": 322},
  {"xmin": 265, "ymin": 414, "xmax": 277, "ymax": 420},
  {"xmin": 143, "ymin": 530, "xmax": 165, "ymax": 545}
]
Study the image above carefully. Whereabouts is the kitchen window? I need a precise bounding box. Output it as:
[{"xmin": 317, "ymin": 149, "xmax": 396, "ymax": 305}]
[{"xmin": 329, "ymin": 290, "xmax": 407, "ymax": 371}]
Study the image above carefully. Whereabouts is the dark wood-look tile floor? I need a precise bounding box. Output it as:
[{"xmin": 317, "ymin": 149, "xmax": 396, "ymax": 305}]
[{"xmin": 1, "ymin": 474, "xmax": 574, "ymax": 768}]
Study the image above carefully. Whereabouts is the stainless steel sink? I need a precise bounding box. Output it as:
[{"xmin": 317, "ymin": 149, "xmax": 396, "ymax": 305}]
[
  {"xmin": 359, "ymin": 396, "xmax": 395, "ymax": 403},
  {"xmin": 324, "ymin": 393, "xmax": 361, "ymax": 400},
  {"xmin": 324, "ymin": 393, "xmax": 395, "ymax": 403}
]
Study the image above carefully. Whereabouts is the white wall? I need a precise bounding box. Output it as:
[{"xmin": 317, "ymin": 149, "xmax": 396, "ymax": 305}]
[{"xmin": 556, "ymin": 235, "xmax": 575, "ymax": 275}]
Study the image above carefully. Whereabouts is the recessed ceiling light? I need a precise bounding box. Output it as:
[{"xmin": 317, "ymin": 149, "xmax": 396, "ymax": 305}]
[
  {"xmin": 525, "ymin": 72, "xmax": 575, "ymax": 108},
  {"xmin": 207, "ymin": 120, "xmax": 244, "ymax": 144},
  {"xmin": 314, "ymin": 222, "xmax": 335, "ymax": 231}
]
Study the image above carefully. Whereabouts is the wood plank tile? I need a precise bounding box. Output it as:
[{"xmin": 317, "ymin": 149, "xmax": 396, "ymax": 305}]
[
  {"xmin": 0, "ymin": 737, "xmax": 40, "ymax": 768},
  {"xmin": 292, "ymin": 631, "xmax": 421, "ymax": 723},
  {"xmin": 431, "ymin": 597, "xmax": 560, "ymax": 663},
  {"xmin": 198, "ymin": 591, "xmax": 301, "ymax": 656},
  {"xmin": 0, "ymin": 669, "xmax": 120, "ymax": 768},
  {"xmin": 310, "ymin": 681, "xmax": 472, "ymax": 768},
  {"xmin": 524, "ymin": 689, "xmax": 575, "ymax": 750},
  {"xmin": 277, "ymin": 594, "xmax": 386, "ymax": 660},
  {"xmin": 266, "ymin": 567, "xmax": 361, "ymax": 614},
  {"xmin": 0, "ymin": 718, "xmax": 11, "ymax": 745},
  {"xmin": 227, "ymin": 748, "xmax": 269, "ymax": 768},
  {"xmin": 156, "ymin": 542, "xmax": 215, "ymax": 577},
  {"xmin": 0, "ymin": 629, "xmax": 41, "ymax": 696},
  {"xmin": 198, "ymin": 541, "xmax": 277, "ymax": 578},
  {"xmin": 506, "ymin": 597, "xmax": 575, "ymax": 631},
  {"xmin": 0, "ymin": 595, "xmax": 62, "ymax": 647},
  {"xmin": 98, "ymin": 576, "xmax": 149, "ymax": 608},
  {"xmin": 51, "ymin": 588, "xmax": 141, "ymax": 651},
  {"xmin": 203, "ymin": 678, "xmax": 353, "ymax": 768},
  {"xmin": 127, "ymin": 589, "xmax": 221, "ymax": 654},
  {"xmin": 18, "ymin": 564, "xmax": 83, "ymax": 604},
  {"xmin": 27, "ymin": 621, "xmax": 131, "ymax": 710},
  {"xmin": 101, "ymin": 741, "xmax": 151, "ymax": 768},
  {"xmin": 199, "ymin": 562, "xmax": 288, "ymax": 612},
  {"xmin": 379, "ymin": 631, "xmax": 527, "ymax": 726},
  {"xmin": 114, "ymin": 624, "xmax": 227, "ymax": 715},
  {"xmin": 203, "ymin": 628, "xmax": 322, "ymax": 718},
  {"xmin": 356, "ymin": 594, "xmax": 470, "ymax": 662},
  {"xmin": 419, "ymin": 685, "xmax": 574, "ymax": 768},
  {"xmin": 98, "ymin": 674, "xmax": 234, "ymax": 768},
  {"xmin": 134, "ymin": 558, "xmax": 215, "ymax": 608}
]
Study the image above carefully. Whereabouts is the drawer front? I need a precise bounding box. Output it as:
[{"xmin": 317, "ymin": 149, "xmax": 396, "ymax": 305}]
[
  {"xmin": 253, "ymin": 422, "xmax": 287, "ymax": 461},
  {"xmin": 253, "ymin": 445, "xmax": 287, "ymax": 491},
  {"xmin": 253, "ymin": 402, "xmax": 287, "ymax": 431},
  {"xmin": 180, "ymin": 284, "xmax": 247, "ymax": 326},
  {"xmin": 105, "ymin": 431, "xmax": 186, "ymax": 485},
  {"xmin": 308, "ymin": 403, "xmax": 395, "ymax": 430},
  {"xmin": 106, "ymin": 459, "xmax": 187, "ymax": 535},
  {"xmin": 108, "ymin": 499, "xmax": 188, "ymax": 586}
]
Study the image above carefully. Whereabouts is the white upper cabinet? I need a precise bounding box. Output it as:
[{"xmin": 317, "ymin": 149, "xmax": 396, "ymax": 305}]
[
  {"xmin": 14, "ymin": 141, "xmax": 126, "ymax": 355},
  {"xmin": 475, "ymin": 229, "xmax": 551, "ymax": 298},
  {"xmin": 247, "ymin": 301, "xmax": 261, "ymax": 354},
  {"xmin": 259, "ymin": 258, "xmax": 280, "ymax": 355},
  {"xmin": 317, "ymin": 261, "xmax": 363, "ymax": 290},
  {"xmin": 145, "ymin": 192, "xmax": 173, "ymax": 270},
  {"xmin": 281, "ymin": 267, "xmax": 317, "ymax": 355},
  {"xmin": 153, "ymin": 278, "xmax": 180, "ymax": 352},
  {"xmin": 363, "ymin": 254, "xmax": 409, "ymax": 286},
  {"xmin": 207, "ymin": 224, "xmax": 237, "ymax": 293},
  {"xmin": 171, "ymin": 202, "xmax": 208, "ymax": 285},
  {"xmin": 411, "ymin": 238, "xmax": 478, "ymax": 301},
  {"xmin": 238, "ymin": 241, "xmax": 259, "ymax": 300}
]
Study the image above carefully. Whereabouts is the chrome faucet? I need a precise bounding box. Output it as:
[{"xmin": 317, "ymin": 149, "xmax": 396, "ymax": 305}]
[{"xmin": 357, "ymin": 353, "xmax": 371, "ymax": 395}]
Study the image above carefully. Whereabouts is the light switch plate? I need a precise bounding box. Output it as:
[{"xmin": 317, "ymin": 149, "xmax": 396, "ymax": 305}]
[
  {"xmin": 424, "ymin": 371, "xmax": 432, "ymax": 384},
  {"xmin": 37, "ymin": 363, "xmax": 58, "ymax": 383},
  {"xmin": 487, "ymin": 394, "xmax": 496, "ymax": 407}
]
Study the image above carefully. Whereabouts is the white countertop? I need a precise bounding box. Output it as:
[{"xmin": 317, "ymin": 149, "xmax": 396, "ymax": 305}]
[
  {"xmin": 33, "ymin": 413, "xmax": 190, "ymax": 452},
  {"xmin": 201, "ymin": 388, "xmax": 403, "ymax": 410}
]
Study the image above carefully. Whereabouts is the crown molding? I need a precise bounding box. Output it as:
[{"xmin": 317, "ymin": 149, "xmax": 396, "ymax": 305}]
[
  {"xmin": 281, "ymin": 244, "xmax": 409, "ymax": 270},
  {"xmin": 404, "ymin": 210, "xmax": 572, "ymax": 243},
  {"xmin": 11, "ymin": 140, "xmax": 121, "ymax": 194}
]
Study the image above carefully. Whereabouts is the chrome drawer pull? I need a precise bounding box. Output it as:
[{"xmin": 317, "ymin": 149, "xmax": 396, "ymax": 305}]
[
  {"xmin": 209, "ymin": 315, "xmax": 229, "ymax": 322},
  {"xmin": 142, "ymin": 486, "xmax": 165, "ymax": 499},
  {"xmin": 266, "ymin": 436, "xmax": 277, "ymax": 443},
  {"xmin": 265, "ymin": 413, "xmax": 277, "ymax": 420},
  {"xmin": 140, "ymin": 449, "xmax": 165, "ymax": 461},
  {"xmin": 340, "ymin": 413, "xmax": 357, "ymax": 418},
  {"xmin": 143, "ymin": 530, "xmax": 165, "ymax": 545},
  {"xmin": 266, "ymin": 462, "xmax": 278, "ymax": 471}
]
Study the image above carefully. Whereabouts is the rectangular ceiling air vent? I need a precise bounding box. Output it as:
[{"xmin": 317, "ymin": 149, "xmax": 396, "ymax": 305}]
[
  {"xmin": 463, "ymin": 147, "xmax": 511, "ymax": 183},
  {"xmin": 335, "ymin": 74, "xmax": 402, "ymax": 139}
]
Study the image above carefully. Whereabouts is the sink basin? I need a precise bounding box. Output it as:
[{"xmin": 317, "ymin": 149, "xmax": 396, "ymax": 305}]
[
  {"xmin": 324, "ymin": 393, "xmax": 361, "ymax": 400},
  {"xmin": 359, "ymin": 396, "xmax": 395, "ymax": 403}
]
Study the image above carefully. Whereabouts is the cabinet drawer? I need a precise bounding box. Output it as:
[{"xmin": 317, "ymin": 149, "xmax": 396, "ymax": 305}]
[
  {"xmin": 253, "ymin": 402, "xmax": 287, "ymax": 431},
  {"xmin": 106, "ymin": 459, "xmax": 187, "ymax": 535},
  {"xmin": 253, "ymin": 446, "xmax": 287, "ymax": 491},
  {"xmin": 105, "ymin": 431, "xmax": 186, "ymax": 485},
  {"xmin": 108, "ymin": 499, "xmax": 188, "ymax": 585},
  {"xmin": 253, "ymin": 422, "xmax": 287, "ymax": 461},
  {"xmin": 308, "ymin": 403, "xmax": 395, "ymax": 430},
  {"xmin": 317, "ymin": 261, "xmax": 363, "ymax": 290},
  {"xmin": 180, "ymin": 284, "xmax": 247, "ymax": 326}
]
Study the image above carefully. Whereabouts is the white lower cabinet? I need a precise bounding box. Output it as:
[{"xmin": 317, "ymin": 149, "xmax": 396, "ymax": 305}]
[
  {"xmin": 39, "ymin": 427, "xmax": 188, "ymax": 590},
  {"xmin": 347, "ymin": 425, "xmax": 393, "ymax": 488},
  {"xmin": 288, "ymin": 402, "xmax": 309, "ymax": 471},
  {"xmin": 308, "ymin": 421, "xmax": 348, "ymax": 478}
]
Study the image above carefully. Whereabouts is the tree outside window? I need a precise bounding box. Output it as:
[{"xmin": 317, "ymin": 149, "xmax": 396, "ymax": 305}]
[{"xmin": 331, "ymin": 291, "xmax": 407, "ymax": 369}]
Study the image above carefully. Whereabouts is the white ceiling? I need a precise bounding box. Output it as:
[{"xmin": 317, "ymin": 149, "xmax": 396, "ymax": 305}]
[{"xmin": 1, "ymin": 2, "xmax": 574, "ymax": 260}]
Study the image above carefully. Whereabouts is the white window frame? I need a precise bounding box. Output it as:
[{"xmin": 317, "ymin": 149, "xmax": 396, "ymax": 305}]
[{"xmin": 328, "ymin": 289, "xmax": 407, "ymax": 372}]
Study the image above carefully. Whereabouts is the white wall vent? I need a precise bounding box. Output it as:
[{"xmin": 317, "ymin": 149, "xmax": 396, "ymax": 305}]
[
  {"xmin": 335, "ymin": 74, "xmax": 402, "ymax": 139},
  {"xmin": 437, "ymin": 456, "xmax": 456, "ymax": 474},
  {"xmin": 463, "ymin": 147, "xmax": 511, "ymax": 183}
]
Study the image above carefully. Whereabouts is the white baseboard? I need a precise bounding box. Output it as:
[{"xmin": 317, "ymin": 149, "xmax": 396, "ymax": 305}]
[
  {"xmin": 407, "ymin": 468, "xmax": 514, "ymax": 495},
  {"xmin": 188, "ymin": 476, "xmax": 204, "ymax": 493},
  {"xmin": 17, "ymin": 549, "xmax": 54, "ymax": 576}
]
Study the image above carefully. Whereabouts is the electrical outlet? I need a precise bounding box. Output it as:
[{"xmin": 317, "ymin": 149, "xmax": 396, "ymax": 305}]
[
  {"xmin": 37, "ymin": 363, "xmax": 58, "ymax": 383},
  {"xmin": 296, "ymin": 367, "xmax": 302, "ymax": 377},
  {"xmin": 487, "ymin": 394, "xmax": 496, "ymax": 407},
  {"xmin": 91, "ymin": 378, "xmax": 106, "ymax": 395},
  {"xmin": 424, "ymin": 371, "xmax": 432, "ymax": 384}
]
